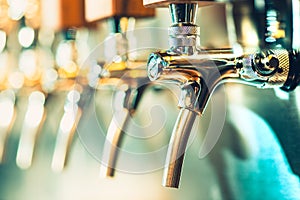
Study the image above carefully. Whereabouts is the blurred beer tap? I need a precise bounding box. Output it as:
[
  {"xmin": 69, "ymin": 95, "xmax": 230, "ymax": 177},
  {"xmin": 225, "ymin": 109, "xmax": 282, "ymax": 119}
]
[
  {"xmin": 16, "ymin": 91, "xmax": 46, "ymax": 169},
  {"xmin": 39, "ymin": 0, "xmax": 90, "ymax": 172},
  {"xmin": 13, "ymin": 0, "xmax": 62, "ymax": 169},
  {"xmin": 2, "ymin": 0, "xmax": 46, "ymax": 170},
  {"xmin": 99, "ymin": 17, "xmax": 152, "ymax": 178},
  {"xmin": 15, "ymin": 15, "xmax": 49, "ymax": 169},
  {"xmin": 227, "ymin": 0, "xmax": 300, "ymax": 178},
  {"xmin": 143, "ymin": 0, "xmax": 300, "ymax": 188},
  {"xmin": 51, "ymin": 28, "xmax": 83, "ymax": 172},
  {"xmin": 84, "ymin": 0, "xmax": 155, "ymax": 177},
  {"xmin": 51, "ymin": 87, "xmax": 82, "ymax": 172}
]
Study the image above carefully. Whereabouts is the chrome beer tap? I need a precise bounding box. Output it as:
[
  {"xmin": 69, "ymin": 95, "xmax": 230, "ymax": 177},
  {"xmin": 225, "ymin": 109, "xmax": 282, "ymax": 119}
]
[
  {"xmin": 50, "ymin": 27, "xmax": 97, "ymax": 172},
  {"xmin": 143, "ymin": 0, "xmax": 300, "ymax": 188},
  {"xmin": 51, "ymin": 29, "xmax": 82, "ymax": 172},
  {"xmin": 99, "ymin": 17, "xmax": 152, "ymax": 178},
  {"xmin": 229, "ymin": 0, "xmax": 300, "ymax": 179},
  {"xmin": 39, "ymin": 0, "xmax": 93, "ymax": 172},
  {"xmin": 15, "ymin": 15, "xmax": 49, "ymax": 169},
  {"xmin": 83, "ymin": 0, "xmax": 154, "ymax": 177}
]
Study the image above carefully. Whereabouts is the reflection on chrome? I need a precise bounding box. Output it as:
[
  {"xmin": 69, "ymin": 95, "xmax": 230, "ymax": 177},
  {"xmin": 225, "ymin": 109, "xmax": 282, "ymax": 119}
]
[
  {"xmin": 98, "ymin": 17, "xmax": 151, "ymax": 178},
  {"xmin": 144, "ymin": 1, "xmax": 300, "ymax": 188},
  {"xmin": 18, "ymin": 26, "xmax": 35, "ymax": 48},
  {"xmin": 19, "ymin": 49, "xmax": 40, "ymax": 81},
  {"xmin": 100, "ymin": 106, "xmax": 130, "ymax": 177}
]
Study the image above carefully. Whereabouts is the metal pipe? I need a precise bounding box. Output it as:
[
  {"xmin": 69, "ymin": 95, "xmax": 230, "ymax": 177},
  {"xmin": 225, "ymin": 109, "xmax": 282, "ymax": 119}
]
[
  {"xmin": 98, "ymin": 16, "xmax": 150, "ymax": 178},
  {"xmin": 146, "ymin": 1, "xmax": 294, "ymax": 187},
  {"xmin": 163, "ymin": 108, "xmax": 196, "ymax": 188},
  {"xmin": 100, "ymin": 107, "xmax": 130, "ymax": 177},
  {"xmin": 169, "ymin": 3, "xmax": 198, "ymax": 24},
  {"xmin": 144, "ymin": 0, "xmax": 300, "ymax": 189},
  {"xmin": 99, "ymin": 84, "xmax": 147, "ymax": 177}
]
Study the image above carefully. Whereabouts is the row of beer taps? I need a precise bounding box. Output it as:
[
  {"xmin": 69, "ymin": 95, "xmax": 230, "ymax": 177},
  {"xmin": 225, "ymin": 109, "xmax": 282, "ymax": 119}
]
[
  {"xmin": 1, "ymin": 0, "xmax": 300, "ymax": 190},
  {"xmin": 0, "ymin": 0, "xmax": 96, "ymax": 172},
  {"xmin": 0, "ymin": 0, "xmax": 156, "ymax": 173}
]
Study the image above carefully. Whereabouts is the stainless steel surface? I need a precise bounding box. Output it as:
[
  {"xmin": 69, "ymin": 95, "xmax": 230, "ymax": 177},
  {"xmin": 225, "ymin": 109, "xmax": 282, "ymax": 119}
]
[
  {"xmin": 100, "ymin": 104, "xmax": 130, "ymax": 177},
  {"xmin": 162, "ymin": 108, "xmax": 196, "ymax": 187},
  {"xmin": 168, "ymin": 4, "xmax": 200, "ymax": 54},
  {"xmin": 148, "ymin": 47, "xmax": 293, "ymax": 115},
  {"xmin": 148, "ymin": 47, "xmax": 294, "ymax": 187},
  {"xmin": 169, "ymin": 3, "xmax": 198, "ymax": 24},
  {"xmin": 99, "ymin": 77, "xmax": 148, "ymax": 177},
  {"xmin": 97, "ymin": 79, "xmax": 150, "ymax": 177},
  {"xmin": 98, "ymin": 17, "xmax": 151, "ymax": 178},
  {"xmin": 146, "ymin": 0, "xmax": 300, "ymax": 188}
]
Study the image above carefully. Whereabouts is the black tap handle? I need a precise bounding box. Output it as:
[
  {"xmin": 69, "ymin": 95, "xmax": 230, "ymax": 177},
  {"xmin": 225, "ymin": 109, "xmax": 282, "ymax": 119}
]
[{"xmin": 281, "ymin": 51, "xmax": 300, "ymax": 91}]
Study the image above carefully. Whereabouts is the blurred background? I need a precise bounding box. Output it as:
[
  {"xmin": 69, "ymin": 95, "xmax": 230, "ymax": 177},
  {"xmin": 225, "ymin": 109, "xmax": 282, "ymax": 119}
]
[{"xmin": 0, "ymin": 0, "xmax": 300, "ymax": 199}]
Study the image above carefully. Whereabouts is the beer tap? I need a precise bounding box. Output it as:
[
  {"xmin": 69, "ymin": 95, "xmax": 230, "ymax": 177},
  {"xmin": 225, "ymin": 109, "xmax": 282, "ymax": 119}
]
[
  {"xmin": 98, "ymin": 17, "xmax": 151, "ymax": 178},
  {"xmin": 51, "ymin": 29, "xmax": 83, "ymax": 172},
  {"xmin": 16, "ymin": 91, "xmax": 46, "ymax": 169},
  {"xmin": 40, "ymin": 0, "xmax": 90, "ymax": 172},
  {"xmin": 15, "ymin": 16, "xmax": 48, "ymax": 169},
  {"xmin": 227, "ymin": 0, "xmax": 300, "ymax": 179},
  {"xmin": 143, "ymin": 0, "xmax": 300, "ymax": 188},
  {"xmin": 15, "ymin": 0, "xmax": 57, "ymax": 169},
  {"xmin": 84, "ymin": 0, "xmax": 155, "ymax": 177}
]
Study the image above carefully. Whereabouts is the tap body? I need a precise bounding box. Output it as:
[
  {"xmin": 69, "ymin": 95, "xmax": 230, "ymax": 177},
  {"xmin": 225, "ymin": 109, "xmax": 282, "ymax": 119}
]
[
  {"xmin": 144, "ymin": 1, "xmax": 300, "ymax": 188},
  {"xmin": 98, "ymin": 16, "xmax": 153, "ymax": 177},
  {"xmin": 51, "ymin": 29, "xmax": 79, "ymax": 171},
  {"xmin": 149, "ymin": 46, "xmax": 294, "ymax": 187},
  {"xmin": 99, "ymin": 62, "xmax": 149, "ymax": 177},
  {"xmin": 99, "ymin": 73, "xmax": 148, "ymax": 176}
]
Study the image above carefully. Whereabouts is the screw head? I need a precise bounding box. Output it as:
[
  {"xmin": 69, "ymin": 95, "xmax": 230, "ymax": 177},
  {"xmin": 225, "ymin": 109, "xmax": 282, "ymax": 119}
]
[{"xmin": 147, "ymin": 53, "xmax": 166, "ymax": 81}]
